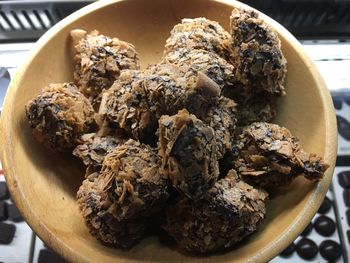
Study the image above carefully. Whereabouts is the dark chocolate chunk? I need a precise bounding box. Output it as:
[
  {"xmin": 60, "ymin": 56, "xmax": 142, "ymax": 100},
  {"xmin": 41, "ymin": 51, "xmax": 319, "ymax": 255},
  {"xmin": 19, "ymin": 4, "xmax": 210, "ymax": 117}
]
[
  {"xmin": 0, "ymin": 182, "xmax": 9, "ymax": 201},
  {"xmin": 332, "ymin": 95, "xmax": 342, "ymax": 110},
  {"xmin": 337, "ymin": 115, "xmax": 350, "ymax": 141},
  {"xmin": 7, "ymin": 203, "xmax": 23, "ymax": 222},
  {"xmin": 280, "ymin": 242, "xmax": 295, "ymax": 257},
  {"xmin": 0, "ymin": 201, "xmax": 7, "ymax": 221},
  {"xmin": 295, "ymin": 238, "xmax": 318, "ymax": 260},
  {"xmin": 0, "ymin": 222, "xmax": 16, "ymax": 244},
  {"xmin": 38, "ymin": 248, "xmax": 67, "ymax": 263},
  {"xmin": 343, "ymin": 189, "xmax": 350, "ymax": 207},
  {"xmin": 301, "ymin": 222, "xmax": 313, "ymax": 236},
  {"xmin": 338, "ymin": 170, "xmax": 350, "ymax": 189},
  {"xmin": 318, "ymin": 196, "xmax": 332, "ymax": 214},
  {"xmin": 319, "ymin": 240, "xmax": 342, "ymax": 261},
  {"xmin": 314, "ymin": 215, "xmax": 336, "ymax": 237}
]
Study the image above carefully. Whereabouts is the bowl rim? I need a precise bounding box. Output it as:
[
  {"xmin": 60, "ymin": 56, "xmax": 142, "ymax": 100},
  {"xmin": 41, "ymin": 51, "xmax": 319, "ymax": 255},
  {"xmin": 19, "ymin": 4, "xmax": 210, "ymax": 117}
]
[{"xmin": 0, "ymin": 0, "xmax": 337, "ymax": 262}]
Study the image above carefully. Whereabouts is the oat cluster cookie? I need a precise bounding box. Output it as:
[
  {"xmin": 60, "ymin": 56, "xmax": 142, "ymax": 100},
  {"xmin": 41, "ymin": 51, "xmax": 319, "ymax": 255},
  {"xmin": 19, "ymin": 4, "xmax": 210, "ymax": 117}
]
[
  {"xmin": 204, "ymin": 97, "xmax": 237, "ymax": 157},
  {"xmin": 232, "ymin": 122, "xmax": 329, "ymax": 190},
  {"xmin": 162, "ymin": 170, "xmax": 268, "ymax": 253},
  {"xmin": 76, "ymin": 172, "xmax": 147, "ymax": 248},
  {"xmin": 158, "ymin": 110, "xmax": 220, "ymax": 199},
  {"xmin": 77, "ymin": 139, "xmax": 169, "ymax": 248},
  {"xmin": 25, "ymin": 6, "xmax": 329, "ymax": 255},
  {"xmin": 228, "ymin": 9, "xmax": 287, "ymax": 124},
  {"xmin": 73, "ymin": 132, "xmax": 125, "ymax": 174},
  {"xmin": 164, "ymin": 18, "xmax": 233, "ymax": 60},
  {"xmin": 163, "ymin": 48, "xmax": 235, "ymax": 92},
  {"xmin": 98, "ymin": 63, "xmax": 221, "ymax": 140},
  {"xmin": 71, "ymin": 29, "xmax": 140, "ymax": 108},
  {"xmin": 25, "ymin": 83, "xmax": 95, "ymax": 152}
]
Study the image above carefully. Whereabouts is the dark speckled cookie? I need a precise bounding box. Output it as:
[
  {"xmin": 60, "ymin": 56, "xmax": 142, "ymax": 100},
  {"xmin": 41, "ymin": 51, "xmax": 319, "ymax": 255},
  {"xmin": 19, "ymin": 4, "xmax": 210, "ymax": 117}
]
[{"xmin": 162, "ymin": 170, "xmax": 268, "ymax": 253}]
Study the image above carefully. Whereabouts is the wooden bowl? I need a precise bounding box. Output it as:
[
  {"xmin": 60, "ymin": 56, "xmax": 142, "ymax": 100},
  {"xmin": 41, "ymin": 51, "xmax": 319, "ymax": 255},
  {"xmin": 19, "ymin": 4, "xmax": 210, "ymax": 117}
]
[{"xmin": 0, "ymin": 0, "xmax": 337, "ymax": 262}]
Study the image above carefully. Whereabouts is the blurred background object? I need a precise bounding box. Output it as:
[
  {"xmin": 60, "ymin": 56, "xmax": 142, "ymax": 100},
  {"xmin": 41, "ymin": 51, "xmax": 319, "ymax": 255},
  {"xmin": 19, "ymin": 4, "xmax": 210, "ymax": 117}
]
[
  {"xmin": 1, "ymin": 0, "xmax": 350, "ymax": 42},
  {"xmin": 0, "ymin": 0, "xmax": 349, "ymax": 263},
  {"xmin": 244, "ymin": 0, "xmax": 350, "ymax": 40},
  {"xmin": 0, "ymin": 1, "xmax": 92, "ymax": 42}
]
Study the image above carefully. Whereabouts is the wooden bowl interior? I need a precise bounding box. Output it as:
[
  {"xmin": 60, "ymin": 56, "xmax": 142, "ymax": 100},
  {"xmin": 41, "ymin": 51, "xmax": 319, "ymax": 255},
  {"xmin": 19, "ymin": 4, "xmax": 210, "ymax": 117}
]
[{"xmin": 1, "ymin": 0, "xmax": 336, "ymax": 262}]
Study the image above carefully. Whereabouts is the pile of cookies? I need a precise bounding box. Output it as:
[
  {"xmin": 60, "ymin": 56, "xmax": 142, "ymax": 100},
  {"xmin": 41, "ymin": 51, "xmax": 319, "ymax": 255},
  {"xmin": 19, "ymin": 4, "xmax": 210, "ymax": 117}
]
[{"xmin": 25, "ymin": 7, "xmax": 329, "ymax": 254}]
